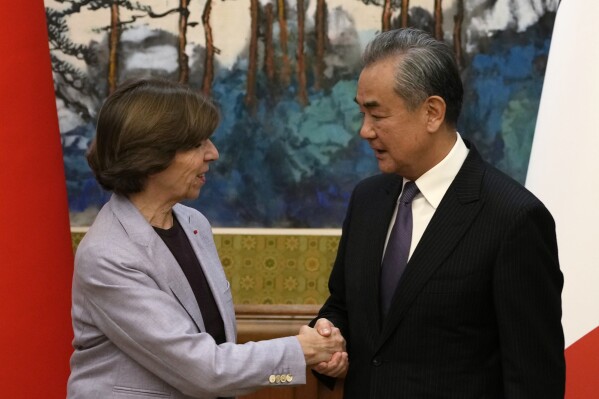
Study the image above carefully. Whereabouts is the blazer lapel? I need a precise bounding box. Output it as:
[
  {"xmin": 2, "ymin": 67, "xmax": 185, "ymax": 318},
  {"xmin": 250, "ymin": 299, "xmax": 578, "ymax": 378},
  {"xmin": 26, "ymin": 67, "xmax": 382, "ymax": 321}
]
[
  {"xmin": 377, "ymin": 147, "xmax": 487, "ymax": 348},
  {"xmin": 165, "ymin": 247, "xmax": 207, "ymax": 334},
  {"xmin": 175, "ymin": 208, "xmax": 237, "ymax": 342},
  {"xmin": 360, "ymin": 175, "xmax": 404, "ymax": 335},
  {"xmin": 109, "ymin": 194, "xmax": 207, "ymax": 333}
]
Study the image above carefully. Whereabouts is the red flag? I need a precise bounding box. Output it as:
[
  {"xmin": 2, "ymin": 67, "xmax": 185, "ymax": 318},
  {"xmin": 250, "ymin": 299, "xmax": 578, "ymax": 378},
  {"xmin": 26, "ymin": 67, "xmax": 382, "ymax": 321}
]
[
  {"xmin": 526, "ymin": 1, "xmax": 599, "ymax": 397},
  {"xmin": 0, "ymin": 1, "xmax": 73, "ymax": 397},
  {"xmin": 565, "ymin": 327, "xmax": 599, "ymax": 398}
]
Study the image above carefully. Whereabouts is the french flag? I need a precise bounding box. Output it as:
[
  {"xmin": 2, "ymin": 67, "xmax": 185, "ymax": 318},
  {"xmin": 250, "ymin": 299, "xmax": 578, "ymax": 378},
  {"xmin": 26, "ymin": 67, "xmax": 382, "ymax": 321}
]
[{"xmin": 526, "ymin": 1, "xmax": 599, "ymax": 397}]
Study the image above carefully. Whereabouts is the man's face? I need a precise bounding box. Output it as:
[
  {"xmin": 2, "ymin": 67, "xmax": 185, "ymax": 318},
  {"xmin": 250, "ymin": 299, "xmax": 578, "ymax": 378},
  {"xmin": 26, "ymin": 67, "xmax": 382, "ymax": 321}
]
[{"xmin": 355, "ymin": 57, "xmax": 432, "ymax": 180}]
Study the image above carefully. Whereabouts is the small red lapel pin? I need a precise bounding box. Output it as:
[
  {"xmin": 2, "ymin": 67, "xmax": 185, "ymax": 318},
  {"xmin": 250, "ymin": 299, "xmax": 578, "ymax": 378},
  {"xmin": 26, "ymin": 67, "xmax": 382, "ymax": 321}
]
[{"xmin": 193, "ymin": 230, "xmax": 198, "ymax": 235}]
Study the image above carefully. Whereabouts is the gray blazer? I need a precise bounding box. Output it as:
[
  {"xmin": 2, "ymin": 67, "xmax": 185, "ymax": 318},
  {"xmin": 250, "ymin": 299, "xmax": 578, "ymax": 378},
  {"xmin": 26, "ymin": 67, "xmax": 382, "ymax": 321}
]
[{"xmin": 67, "ymin": 194, "xmax": 306, "ymax": 399}]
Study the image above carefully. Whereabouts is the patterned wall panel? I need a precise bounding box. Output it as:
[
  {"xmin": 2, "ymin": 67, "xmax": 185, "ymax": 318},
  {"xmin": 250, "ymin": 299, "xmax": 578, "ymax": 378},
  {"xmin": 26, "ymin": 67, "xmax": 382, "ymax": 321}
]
[{"xmin": 72, "ymin": 232, "xmax": 339, "ymax": 305}]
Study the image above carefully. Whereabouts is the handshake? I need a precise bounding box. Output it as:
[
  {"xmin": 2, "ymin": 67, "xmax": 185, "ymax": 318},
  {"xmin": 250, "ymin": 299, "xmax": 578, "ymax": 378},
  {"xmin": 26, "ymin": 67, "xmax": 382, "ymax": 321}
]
[{"xmin": 296, "ymin": 318, "xmax": 348, "ymax": 378}]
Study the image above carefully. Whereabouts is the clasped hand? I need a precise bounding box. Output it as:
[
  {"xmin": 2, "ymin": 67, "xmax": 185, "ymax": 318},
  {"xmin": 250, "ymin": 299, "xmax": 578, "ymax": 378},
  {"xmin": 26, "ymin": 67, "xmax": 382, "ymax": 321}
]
[{"xmin": 296, "ymin": 318, "xmax": 348, "ymax": 378}]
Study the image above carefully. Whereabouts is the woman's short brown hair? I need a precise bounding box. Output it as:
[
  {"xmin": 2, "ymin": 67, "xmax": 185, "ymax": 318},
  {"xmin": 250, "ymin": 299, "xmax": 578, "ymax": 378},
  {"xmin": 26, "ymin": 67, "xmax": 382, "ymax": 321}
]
[{"xmin": 87, "ymin": 78, "xmax": 220, "ymax": 195}]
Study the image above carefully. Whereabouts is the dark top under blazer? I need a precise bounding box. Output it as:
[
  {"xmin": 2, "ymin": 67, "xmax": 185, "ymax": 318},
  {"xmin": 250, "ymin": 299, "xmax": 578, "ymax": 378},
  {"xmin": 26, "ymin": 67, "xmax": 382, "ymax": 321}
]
[{"xmin": 316, "ymin": 142, "xmax": 565, "ymax": 398}]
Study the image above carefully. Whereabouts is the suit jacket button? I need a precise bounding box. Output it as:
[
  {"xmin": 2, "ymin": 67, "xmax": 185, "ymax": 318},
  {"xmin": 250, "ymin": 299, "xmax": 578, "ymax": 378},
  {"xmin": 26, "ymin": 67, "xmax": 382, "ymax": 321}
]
[
  {"xmin": 275, "ymin": 374, "xmax": 281, "ymax": 383},
  {"xmin": 269, "ymin": 374, "xmax": 276, "ymax": 383},
  {"xmin": 286, "ymin": 374, "xmax": 293, "ymax": 383},
  {"xmin": 372, "ymin": 357, "xmax": 382, "ymax": 367}
]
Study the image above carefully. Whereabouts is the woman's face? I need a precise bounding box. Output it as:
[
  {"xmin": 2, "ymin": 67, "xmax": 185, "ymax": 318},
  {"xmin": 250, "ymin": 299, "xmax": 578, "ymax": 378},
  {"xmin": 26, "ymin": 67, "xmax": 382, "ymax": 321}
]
[{"xmin": 147, "ymin": 139, "xmax": 219, "ymax": 203}]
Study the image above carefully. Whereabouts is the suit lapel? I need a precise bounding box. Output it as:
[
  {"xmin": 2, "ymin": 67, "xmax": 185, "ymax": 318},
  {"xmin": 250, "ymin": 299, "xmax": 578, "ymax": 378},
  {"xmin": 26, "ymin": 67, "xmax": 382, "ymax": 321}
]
[
  {"xmin": 164, "ymin": 246, "xmax": 207, "ymax": 334},
  {"xmin": 361, "ymin": 175, "xmax": 404, "ymax": 335},
  {"xmin": 174, "ymin": 208, "xmax": 237, "ymax": 342},
  {"xmin": 109, "ymin": 194, "xmax": 207, "ymax": 333},
  {"xmin": 377, "ymin": 148, "xmax": 487, "ymax": 348}
]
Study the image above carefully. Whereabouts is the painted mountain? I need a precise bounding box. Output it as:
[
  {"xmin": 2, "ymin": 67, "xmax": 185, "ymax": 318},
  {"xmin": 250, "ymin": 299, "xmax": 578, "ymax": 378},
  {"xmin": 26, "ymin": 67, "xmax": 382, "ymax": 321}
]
[{"xmin": 45, "ymin": 0, "xmax": 559, "ymax": 227}]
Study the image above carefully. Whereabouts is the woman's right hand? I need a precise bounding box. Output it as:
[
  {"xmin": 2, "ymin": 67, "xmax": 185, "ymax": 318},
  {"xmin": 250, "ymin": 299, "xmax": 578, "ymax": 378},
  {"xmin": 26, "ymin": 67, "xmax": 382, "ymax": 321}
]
[{"xmin": 295, "ymin": 324, "xmax": 346, "ymax": 366}]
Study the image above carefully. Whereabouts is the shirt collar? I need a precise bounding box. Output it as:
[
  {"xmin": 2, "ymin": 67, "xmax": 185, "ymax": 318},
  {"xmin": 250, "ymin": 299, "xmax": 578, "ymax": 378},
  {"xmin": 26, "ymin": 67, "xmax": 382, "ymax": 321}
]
[{"xmin": 410, "ymin": 132, "xmax": 469, "ymax": 209}]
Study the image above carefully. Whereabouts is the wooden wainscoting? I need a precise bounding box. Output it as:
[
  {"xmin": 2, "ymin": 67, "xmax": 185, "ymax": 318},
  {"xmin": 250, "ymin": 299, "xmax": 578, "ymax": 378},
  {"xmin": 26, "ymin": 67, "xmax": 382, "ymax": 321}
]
[{"xmin": 235, "ymin": 304, "xmax": 344, "ymax": 399}]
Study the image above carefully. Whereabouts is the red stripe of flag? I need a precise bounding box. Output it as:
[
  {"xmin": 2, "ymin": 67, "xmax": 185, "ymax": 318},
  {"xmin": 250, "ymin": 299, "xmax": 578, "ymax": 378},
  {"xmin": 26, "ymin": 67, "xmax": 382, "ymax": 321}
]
[
  {"xmin": 565, "ymin": 327, "xmax": 599, "ymax": 399},
  {"xmin": 0, "ymin": 1, "xmax": 73, "ymax": 397}
]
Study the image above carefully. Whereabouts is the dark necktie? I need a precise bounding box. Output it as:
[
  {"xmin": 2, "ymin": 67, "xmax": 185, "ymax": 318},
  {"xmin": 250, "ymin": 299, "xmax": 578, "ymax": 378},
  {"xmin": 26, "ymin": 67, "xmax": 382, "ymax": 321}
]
[{"xmin": 380, "ymin": 181, "xmax": 420, "ymax": 316}]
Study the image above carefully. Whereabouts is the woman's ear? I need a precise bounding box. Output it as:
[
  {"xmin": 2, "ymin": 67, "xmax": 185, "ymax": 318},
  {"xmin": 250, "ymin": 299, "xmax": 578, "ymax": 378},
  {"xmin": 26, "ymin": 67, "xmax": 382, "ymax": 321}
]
[{"xmin": 424, "ymin": 95, "xmax": 446, "ymax": 132}]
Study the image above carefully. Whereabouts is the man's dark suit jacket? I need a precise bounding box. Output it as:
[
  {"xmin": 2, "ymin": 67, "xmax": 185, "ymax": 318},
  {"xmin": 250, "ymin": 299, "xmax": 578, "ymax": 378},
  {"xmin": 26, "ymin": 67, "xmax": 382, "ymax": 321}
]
[{"xmin": 315, "ymin": 143, "xmax": 565, "ymax": 398}]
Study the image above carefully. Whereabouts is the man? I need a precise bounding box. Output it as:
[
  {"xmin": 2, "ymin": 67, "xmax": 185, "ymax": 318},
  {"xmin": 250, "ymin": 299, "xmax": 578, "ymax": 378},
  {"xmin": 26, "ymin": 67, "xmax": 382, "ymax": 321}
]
[{"xmin": 312, "ymin": 28, "xmax": 565, "ymax": 398}]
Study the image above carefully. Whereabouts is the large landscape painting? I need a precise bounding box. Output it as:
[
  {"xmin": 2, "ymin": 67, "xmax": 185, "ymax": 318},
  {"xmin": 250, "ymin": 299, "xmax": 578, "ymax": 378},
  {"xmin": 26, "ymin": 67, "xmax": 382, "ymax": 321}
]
[{"xmin": 45, "ymin": 0, "xmax": 559, "ymax": 227}]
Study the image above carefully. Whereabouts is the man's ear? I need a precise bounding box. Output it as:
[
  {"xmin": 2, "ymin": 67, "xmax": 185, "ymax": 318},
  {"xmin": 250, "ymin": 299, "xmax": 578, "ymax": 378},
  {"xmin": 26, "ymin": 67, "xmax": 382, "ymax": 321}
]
[{"xmin": 424, "ymin": 96, "xmax": 446, "ymax": 132}]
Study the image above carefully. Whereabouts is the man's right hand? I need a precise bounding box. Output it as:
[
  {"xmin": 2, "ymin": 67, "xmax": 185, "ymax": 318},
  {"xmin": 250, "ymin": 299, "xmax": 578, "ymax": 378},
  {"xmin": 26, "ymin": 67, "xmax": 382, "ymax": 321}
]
[
  {"xmin": 296, "ymin": 323, "xmax": 346, "ymax": 366},
  {"xmin": 311, "ymin": 318, "xmax": 349, "ymax": 378}
]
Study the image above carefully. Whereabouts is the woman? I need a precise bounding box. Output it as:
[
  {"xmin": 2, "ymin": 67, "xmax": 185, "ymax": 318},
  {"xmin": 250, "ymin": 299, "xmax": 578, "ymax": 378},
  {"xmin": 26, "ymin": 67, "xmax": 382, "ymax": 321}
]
[{"xmin": 67, "ymin": 78, "xmax": 346, "ymax": 399}]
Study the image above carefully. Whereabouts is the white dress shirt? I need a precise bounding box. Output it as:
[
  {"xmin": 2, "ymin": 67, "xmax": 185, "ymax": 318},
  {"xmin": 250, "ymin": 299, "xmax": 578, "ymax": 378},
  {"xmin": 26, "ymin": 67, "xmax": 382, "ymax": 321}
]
[{"xmin": 383, "ymin": 133, "xmax": 470, "ymax": 261}]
